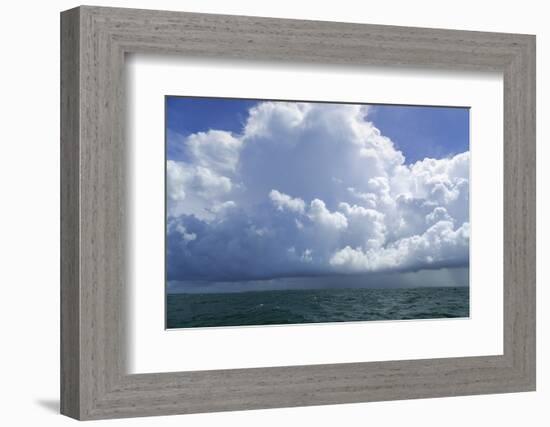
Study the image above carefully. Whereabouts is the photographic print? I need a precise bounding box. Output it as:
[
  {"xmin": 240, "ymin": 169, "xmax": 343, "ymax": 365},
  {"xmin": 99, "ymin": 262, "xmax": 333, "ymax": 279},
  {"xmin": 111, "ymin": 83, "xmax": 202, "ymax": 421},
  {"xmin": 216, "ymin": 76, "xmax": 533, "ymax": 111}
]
[{"xmin": 165, "ymin": 97, "xmax": 470, "ymax": 329}]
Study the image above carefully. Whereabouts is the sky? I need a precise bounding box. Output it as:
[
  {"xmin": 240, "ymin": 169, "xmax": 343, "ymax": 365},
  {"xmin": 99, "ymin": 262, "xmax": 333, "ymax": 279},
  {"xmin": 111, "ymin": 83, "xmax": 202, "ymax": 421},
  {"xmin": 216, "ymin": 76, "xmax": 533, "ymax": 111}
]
[{"xmin": 165, "ymin": 97, "xmax": 470, "ymax": 293}]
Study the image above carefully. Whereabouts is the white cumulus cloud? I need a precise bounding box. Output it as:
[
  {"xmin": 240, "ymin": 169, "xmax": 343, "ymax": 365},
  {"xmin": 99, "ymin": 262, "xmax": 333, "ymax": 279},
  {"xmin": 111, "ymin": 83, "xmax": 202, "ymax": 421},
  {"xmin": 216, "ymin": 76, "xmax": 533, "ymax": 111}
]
[
  {"xmin": 269, "ymin": 189, "xmax": 306, "ymax": 214},
  {"xmin": 308, "ymin": 199, "xmax": 348, "ymax": 230},
  {"xmin": 166, "ymin": 101, "xmax": 469, "ymax": 282}
]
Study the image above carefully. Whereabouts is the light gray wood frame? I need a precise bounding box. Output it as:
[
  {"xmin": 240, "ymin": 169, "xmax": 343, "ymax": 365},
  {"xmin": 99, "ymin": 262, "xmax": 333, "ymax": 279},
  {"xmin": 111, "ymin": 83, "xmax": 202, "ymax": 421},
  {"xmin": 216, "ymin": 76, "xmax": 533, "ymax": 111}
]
[{"xmin": 60, "ymin": 5, "xmax": 536, "ymax": 420}]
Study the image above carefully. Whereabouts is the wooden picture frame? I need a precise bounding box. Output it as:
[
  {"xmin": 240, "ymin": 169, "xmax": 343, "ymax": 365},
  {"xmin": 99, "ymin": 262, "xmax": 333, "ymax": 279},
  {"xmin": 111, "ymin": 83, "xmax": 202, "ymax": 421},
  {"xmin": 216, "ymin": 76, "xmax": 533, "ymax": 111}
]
[{"xmin": 60, "ymin": 5, "xmax": 536, "ymax": 420}]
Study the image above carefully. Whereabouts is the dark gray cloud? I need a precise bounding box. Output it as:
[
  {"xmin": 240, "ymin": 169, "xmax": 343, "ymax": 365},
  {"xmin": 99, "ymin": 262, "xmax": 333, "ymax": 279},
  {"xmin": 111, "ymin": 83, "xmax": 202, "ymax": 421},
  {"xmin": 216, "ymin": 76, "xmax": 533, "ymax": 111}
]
[{"xmin": 168, "ymin": 267, "xmax": 469, "ymax": 294}]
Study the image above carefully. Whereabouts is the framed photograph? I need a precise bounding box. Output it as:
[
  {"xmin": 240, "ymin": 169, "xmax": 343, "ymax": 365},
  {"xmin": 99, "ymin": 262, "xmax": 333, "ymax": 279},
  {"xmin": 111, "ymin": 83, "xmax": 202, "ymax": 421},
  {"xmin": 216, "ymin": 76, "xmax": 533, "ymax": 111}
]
[
  {"xmin": 164, "ymin": 96, "xmax": 471, "ymax": 329},
  {"xmin": 61, "ymin": 6, "xmax": 536, "ymax": 420}
]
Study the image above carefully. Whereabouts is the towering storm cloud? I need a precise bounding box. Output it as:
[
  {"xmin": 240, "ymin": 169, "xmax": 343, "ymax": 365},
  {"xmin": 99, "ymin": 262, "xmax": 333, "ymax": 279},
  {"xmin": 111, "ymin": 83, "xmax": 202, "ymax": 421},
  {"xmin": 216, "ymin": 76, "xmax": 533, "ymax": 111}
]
[{"xmin": 166, "ymin": 101, "xmax": 469, "ymax": 284}]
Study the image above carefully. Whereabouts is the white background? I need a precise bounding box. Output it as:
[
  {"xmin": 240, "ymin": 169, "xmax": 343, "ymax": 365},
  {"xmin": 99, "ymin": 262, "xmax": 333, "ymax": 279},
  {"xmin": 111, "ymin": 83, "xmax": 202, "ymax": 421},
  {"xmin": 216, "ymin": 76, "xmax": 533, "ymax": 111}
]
[
  {"xmin": 128, "ymin": 57, "xmax": 503, "ymax": 373},
  {"xmin": 0, "ymin": 1, "xmax": 547, "ymax": 426}
]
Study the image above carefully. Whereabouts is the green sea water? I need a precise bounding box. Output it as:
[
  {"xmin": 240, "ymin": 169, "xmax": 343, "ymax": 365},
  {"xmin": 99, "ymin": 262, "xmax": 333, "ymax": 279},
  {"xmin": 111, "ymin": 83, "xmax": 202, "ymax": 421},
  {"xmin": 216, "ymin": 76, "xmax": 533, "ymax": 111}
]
[{"xmin": 166, "ymin": 286, "xmax": 469, "ymax": 329}]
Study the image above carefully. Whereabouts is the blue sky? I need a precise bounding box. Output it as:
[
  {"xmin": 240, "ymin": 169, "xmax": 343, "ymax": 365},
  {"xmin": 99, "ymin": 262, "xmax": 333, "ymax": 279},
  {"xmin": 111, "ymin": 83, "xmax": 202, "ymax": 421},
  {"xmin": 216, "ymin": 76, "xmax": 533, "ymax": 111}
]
[
  {"xmin": 166, "ymin": 97, "xmax": 470, "ymax": 293},
  {"xmin": 369, "ymin": 105, "xmax": 469, "ymax": 163},
  {"xmin": 166, "ymin": 96, "xmax": 469, "ymax": 164}
]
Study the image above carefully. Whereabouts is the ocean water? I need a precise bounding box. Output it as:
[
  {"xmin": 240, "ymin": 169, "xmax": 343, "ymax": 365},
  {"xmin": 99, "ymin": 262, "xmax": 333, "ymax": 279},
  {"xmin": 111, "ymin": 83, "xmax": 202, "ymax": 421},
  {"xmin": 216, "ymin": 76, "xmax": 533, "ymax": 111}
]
[{"xmin": 166, "ymin": 286, "xmax": 469, "ymax": 329}]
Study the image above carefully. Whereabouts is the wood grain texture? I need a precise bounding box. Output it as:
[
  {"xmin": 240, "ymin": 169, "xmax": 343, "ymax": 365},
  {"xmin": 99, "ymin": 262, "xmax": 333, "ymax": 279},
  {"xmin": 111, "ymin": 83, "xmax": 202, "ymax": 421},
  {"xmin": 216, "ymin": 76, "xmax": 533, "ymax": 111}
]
[
  {"xmin": 60, "ymin": 7, "xmax": 80, "ymax": 419},
  {"xmin": 60, "ymin": 5, "xmax": 536, "ymax": 420}
]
